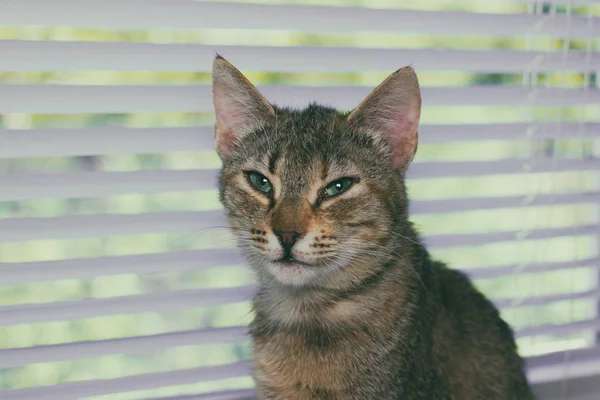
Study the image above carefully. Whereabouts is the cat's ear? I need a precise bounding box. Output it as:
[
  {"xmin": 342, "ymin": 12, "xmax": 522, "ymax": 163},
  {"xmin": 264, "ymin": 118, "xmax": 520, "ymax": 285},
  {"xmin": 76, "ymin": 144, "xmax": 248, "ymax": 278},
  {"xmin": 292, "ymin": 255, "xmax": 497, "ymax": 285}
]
[
  {"xmin": 347, "ymin": 67, "xmax": 421, "ymax": 171},
  {"xmin": 212, "ymin": 55, "xmax": 275, "ymax": 158}
]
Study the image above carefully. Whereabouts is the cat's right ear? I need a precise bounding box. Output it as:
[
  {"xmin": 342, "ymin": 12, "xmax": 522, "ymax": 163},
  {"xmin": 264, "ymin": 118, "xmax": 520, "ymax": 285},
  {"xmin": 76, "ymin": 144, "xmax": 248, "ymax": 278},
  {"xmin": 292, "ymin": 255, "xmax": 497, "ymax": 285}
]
[{"xmin": 212, "ymin": 55, "xmax": 275, "ymax": 158}]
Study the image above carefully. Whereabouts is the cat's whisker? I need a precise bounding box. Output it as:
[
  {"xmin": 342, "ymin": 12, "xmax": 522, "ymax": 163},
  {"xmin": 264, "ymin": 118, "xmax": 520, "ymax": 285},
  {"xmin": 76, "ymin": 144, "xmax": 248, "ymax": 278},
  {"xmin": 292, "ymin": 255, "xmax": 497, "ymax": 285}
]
[{"xmin": 173, "ymin": 225, "xmax": 232, "ymax": 244}]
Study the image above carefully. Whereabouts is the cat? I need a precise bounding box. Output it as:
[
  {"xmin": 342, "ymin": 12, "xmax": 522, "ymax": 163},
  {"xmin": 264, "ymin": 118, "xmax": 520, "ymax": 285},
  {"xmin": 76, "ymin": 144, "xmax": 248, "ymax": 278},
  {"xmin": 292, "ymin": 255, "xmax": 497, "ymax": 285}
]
[{"xmin": 212, "ymin": 55, "xmax": 535, "ymax": 400}]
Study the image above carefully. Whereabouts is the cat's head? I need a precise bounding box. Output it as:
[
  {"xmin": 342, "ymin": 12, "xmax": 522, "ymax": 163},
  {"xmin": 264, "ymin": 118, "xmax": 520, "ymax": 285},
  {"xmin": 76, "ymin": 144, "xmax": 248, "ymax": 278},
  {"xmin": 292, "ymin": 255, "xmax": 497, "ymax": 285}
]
[{"xmin": 213, "ymin": 56, "xmax": 421, "ymax": 289}]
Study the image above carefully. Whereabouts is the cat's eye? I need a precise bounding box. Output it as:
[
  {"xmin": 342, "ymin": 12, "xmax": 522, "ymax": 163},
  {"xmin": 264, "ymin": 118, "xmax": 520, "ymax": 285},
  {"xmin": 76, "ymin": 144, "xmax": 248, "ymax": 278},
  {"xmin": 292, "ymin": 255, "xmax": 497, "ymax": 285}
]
[
  {"xmin": 322, "ymin": 177, "xmax": 356, "ymax": 199},
  {"xmin": 246, "ymin": 171, "xmax": 273, "ymax": 194}
]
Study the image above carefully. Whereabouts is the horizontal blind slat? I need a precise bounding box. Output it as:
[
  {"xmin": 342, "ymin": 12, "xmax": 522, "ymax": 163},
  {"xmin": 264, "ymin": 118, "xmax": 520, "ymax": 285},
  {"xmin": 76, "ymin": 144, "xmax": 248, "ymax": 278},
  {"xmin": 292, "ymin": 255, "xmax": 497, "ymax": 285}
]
[
  {"xmin": 2, "ymin": 85, "xmax": 599, "ymax": 114},
  {"xmin": 2, "ymin": 41, "xmax": 599, "ymax": 73},
  {"xmin": 424, "ymin": 225, "xmax": 597, "ymax": 248},
  {"xmin": 0, "ymin": 361, "xmax": 252, "ymax": 400},
  {"xmin": 3, "ymin": 158, "xmax": 600, "ymax": 201},
  {"xmin": 1, "ymin": 123, "xmax": 600, "ymax": 159},
  {"xmin": 515, "ymin": 319, "xmax": 600, "ymax": 339},
  {"xmin": 522, "ymin": 0, "xmax": 600, "ymax": 3},
  {"xmin": 0, "ymin": 212, "xmax": 595, "ymax": 243},
  {"xmin": 526, "ymin": 345, "xmax": 600, "ymax": 371},
  {"xmin": 410, "ymin": 192, "xmax": 600, "ymax": 215},
  {"xmin": 0, "ymin": 285, "xmax": 595, "ymax": 327},
  {"xmin": 145, "ymin": 389, "xmax": 257, "ymax": 400},
  {"xmin": 492, "ymin": 289, "xmax": 600, "ymax": 309},
  {"xmin": 0, "ymin": 0, "xmax": 596, "ymax": 38},
  {"xmin": 0, "ymin": 127, "xmax": 214, "ymax": 158},
  {"xmin": 0, "ymin": 170, "xmax": 217, "ymax": 201},
  {"xmin": 420, "ymin": 122, "xmax": 600, "ymax": 143},
  {"xmin": 397, "ymin": 158, "xmax": 600, "ymax": 179},
  {"xmin": 463, "ymin": 256, "xmax": 599, "ymax": 280},
  {"xmin": 0, "ymin": 326, "xmax": 249, "ymax": 369},
  {"xmin": 0, "ymin": 211, "xmax": 227, "ymax": 242},
  {"xmin": 2, "ymin": 253, "xmax": 596, "ymax": 288},
  {"xmin": 0, "ymin": 249, "xmax": 245, "ymax": 286},
  {"xmin": 0, "ymin": 285, "xmax": 257, "ymax": 327},
  {"xmin": 526, "ymin": 0, "xmax": 600, "ymax": 4}
]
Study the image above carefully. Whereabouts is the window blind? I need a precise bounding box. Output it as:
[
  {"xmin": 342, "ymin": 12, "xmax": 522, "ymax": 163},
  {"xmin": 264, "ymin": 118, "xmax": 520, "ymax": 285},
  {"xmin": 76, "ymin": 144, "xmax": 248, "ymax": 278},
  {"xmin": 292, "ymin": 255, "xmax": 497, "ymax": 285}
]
[{"xmin": 1, "ymin": 0, "xmax": 599, "ymax": 399}]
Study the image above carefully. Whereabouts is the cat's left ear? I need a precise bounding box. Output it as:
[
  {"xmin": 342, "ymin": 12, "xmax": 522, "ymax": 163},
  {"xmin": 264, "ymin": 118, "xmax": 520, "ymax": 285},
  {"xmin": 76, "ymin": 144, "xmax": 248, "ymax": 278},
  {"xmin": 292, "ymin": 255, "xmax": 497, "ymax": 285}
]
[
  {"xmin": 347, "ymin": 67, "xmax": 421, "ymax": 171},
  {"xmin": 212, "ymin": 55, "xmax": 275, "ymax": 159}
]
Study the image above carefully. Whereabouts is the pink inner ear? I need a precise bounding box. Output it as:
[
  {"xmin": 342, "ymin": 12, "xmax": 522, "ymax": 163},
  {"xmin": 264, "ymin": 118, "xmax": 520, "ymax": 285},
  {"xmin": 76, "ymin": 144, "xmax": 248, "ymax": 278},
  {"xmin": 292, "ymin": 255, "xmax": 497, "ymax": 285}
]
[
  {"xmin": 391, "ymin": 136, "xmax": 418, "ymax": 169},
  {"xmin": 389, "ymin": 105, "xmax": 420, "ymax": 168},
  {"xmin": 216, "ymin": 129, "xmax": 236, "ymax": 156},
  {"xmin": 214, "ymin": 85, "xmax": 237, "ymax": 131},
  {"xmin": 215, "ymin": 109, "xmax": 239, "ymax": 156},
  {"xmin": 214, "ymin": 85, "xmax": 242, "ymax": 155},
  {"xmin": 216, "ymin": 107, "xmax": 238, "ymax": 133},
  {"xmin": 391, "ymin": 116, "xmax": 418, "ymax": 143}
]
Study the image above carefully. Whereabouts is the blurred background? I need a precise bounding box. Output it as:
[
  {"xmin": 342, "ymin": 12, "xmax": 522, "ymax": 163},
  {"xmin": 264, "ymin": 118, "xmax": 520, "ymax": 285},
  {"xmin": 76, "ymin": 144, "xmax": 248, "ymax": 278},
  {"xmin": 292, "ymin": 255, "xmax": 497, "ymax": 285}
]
[{"xmin": 1, "ymin": 0, "xmax": 600, "ymax": 399}]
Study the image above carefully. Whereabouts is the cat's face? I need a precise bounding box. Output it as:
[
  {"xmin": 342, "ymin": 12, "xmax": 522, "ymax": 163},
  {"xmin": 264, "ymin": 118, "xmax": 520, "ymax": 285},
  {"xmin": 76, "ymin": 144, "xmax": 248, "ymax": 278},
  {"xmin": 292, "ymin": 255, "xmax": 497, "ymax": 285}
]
[
  {"xmin": 212, "ymin": 56, "xmax": 421, "ymax": 288},
  {"xmin": 219, "ymin": 108, "xmax": 397, "ymax": 287}
]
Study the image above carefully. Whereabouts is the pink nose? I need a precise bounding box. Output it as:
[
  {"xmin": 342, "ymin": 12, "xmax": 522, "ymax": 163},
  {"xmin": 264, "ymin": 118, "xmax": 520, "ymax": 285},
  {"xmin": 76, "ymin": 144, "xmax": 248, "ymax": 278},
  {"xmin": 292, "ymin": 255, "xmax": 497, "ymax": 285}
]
[{"xmin": 274, "ymin": 231, "xmax": 301, "ymax": 252}]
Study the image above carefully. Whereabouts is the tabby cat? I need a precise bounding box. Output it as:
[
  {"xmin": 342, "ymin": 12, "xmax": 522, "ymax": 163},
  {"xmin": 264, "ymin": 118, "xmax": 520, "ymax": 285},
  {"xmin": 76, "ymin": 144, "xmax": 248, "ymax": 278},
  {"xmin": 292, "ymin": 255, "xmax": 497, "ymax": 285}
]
[{"xmin": 212, "ymin": 55, "xmax": 534, "ymax": 399}]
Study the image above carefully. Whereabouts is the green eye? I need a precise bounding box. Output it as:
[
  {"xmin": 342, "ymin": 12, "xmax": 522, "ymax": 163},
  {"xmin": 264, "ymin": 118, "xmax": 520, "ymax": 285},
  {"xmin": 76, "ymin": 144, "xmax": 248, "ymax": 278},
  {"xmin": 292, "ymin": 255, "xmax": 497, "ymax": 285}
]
[
  {"xmin": 247, "ymin": 171, "xmax": 273, "ymax": 194},
  {"xmin": 323, "ymin": 177, "xmax": 356, "ymax": 198}
]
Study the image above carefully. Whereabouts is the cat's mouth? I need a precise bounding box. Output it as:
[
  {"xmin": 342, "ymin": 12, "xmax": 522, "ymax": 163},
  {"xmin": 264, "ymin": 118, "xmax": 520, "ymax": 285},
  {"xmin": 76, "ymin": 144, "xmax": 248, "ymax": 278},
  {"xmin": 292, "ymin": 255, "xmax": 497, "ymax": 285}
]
[
  {"xmin": 275, "ymin": 256, "xmax": 313, "ymax": 268},
  {"xmin": 266, "ymin": 255, "xmax": 322, "ymax": 286}
]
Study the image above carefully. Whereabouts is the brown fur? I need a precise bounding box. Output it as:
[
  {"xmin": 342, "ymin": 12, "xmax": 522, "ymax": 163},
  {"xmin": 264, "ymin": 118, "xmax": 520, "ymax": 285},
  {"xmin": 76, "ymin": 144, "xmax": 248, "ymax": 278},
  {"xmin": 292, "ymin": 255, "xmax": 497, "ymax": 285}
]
[{"xmin": 213, "ymin": 56, "xmax": 534, "ymax": 399}]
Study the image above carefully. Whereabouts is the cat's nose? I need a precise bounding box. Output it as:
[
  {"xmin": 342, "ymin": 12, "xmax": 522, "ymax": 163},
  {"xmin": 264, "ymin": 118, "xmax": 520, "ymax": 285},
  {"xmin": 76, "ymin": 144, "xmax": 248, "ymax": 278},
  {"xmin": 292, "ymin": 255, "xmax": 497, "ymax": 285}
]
[{"xmin": 274, "ymin": 230, "xmax": 301, "ymax": 253}]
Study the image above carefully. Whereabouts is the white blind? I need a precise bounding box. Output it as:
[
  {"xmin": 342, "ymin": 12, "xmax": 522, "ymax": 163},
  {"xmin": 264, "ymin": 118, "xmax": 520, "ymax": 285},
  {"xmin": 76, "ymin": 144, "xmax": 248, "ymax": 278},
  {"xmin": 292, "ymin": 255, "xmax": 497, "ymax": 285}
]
[{"xmin": 1, "ymin": 0, "xmax": 600, "ymax": 399}]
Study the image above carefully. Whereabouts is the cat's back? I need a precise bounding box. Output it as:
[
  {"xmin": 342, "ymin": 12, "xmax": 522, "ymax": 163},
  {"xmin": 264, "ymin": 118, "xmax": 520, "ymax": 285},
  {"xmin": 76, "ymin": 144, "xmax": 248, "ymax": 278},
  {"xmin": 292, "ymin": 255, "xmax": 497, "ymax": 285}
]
[{"xmin": 431, "ymin": 262, "xmax": 534, "ymax": 399}]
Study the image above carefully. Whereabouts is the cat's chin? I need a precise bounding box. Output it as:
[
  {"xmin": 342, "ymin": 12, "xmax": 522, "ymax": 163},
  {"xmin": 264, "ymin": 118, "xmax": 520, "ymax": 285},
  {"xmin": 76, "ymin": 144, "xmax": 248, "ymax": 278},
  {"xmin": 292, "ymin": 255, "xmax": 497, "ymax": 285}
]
[{"xmin": 265, "ymin": 260, "xmax": 322, "ymax": 286}]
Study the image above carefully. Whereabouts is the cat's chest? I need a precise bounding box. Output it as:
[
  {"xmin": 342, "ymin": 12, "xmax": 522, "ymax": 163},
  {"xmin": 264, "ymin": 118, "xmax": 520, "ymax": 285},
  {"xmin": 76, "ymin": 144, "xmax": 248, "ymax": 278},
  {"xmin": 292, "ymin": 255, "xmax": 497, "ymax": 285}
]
[{"xmin": 252, "ymin": 324, "xmax": 374, "ymax": 398}]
